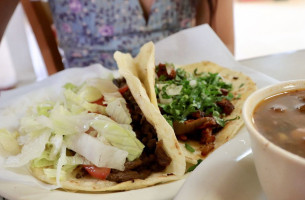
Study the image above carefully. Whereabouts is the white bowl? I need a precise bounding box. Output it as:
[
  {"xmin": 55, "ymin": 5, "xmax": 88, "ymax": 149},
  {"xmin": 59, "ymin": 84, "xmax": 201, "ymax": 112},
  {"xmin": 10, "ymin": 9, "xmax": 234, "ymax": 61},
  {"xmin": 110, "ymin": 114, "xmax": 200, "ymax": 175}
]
[{"xmin": 242, "ymin": 80, "xmax": 305, "ymax": 200}]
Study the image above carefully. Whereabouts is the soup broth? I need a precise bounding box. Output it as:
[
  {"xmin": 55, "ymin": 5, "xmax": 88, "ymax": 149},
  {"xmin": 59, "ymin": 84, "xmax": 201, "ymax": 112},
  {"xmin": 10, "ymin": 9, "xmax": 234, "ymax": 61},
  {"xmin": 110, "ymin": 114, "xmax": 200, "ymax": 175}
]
[{"xmin": 253, "ymin": 89, "xmax": 305, "ymax": 158}]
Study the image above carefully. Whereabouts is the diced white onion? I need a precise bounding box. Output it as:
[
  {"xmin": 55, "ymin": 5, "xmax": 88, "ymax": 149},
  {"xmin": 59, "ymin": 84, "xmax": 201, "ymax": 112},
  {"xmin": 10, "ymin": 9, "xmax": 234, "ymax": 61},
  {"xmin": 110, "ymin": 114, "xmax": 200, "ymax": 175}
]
[
  {"xmin": 166, "ymin": 84, "xmax": 183, "ymax": 96},
  {"xmin": 159, "ymin": 92, "xmax": 173, "ymax": 104},
  {"xmin": 189, "ymin": 80, "xmax": 197, "ymax": 88}
]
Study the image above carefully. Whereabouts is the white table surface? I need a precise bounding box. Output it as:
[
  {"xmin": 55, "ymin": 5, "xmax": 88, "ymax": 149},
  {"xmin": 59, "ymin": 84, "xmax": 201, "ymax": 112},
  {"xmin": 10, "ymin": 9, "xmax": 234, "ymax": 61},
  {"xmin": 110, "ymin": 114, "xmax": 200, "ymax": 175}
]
[{"xmin": 239, "ymin": 49, "xmax": 305, "ymax": 81}]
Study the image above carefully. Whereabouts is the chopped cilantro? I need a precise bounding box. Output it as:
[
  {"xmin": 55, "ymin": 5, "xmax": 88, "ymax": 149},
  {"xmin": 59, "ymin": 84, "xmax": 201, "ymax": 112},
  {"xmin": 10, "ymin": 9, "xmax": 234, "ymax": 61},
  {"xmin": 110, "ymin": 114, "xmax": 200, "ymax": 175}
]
[
  {"xmin": 63, "ymin": 83, "xmax": 78, "ymax": 92},
  {"xmin": 239, "ymin": 83, "xmax": 245, "ymax": 88},
  {"xmin": 158, "ymin": 75, "xmax": 167, "ymax": 81},
  {"xmin": 187, "ymin": 159, "xmax": 203, "ymax": 172},
  {"xmin": 224, "ymin": 116, "xmax": 240, "ymax": 124},
  {"xmin": 194, "ymin": 68, "xmax": 203, "ymax": 76},
  {"xmin": 155, "ymin": 66, "xmax": 235, "ymax": 127},
  {"xmin": 185, "ymin": 143, "xmax": 195, "ymax": 153},
  {"xmin": 214, "ymin": 116, "xmax": 226, "ymax": 127},
  {"xmin": 215, "ymin": 115, "xmax": 240, "ymax": 127},
  {"xmin": 234, "ymin": 94, "xmax": 241, "ymax": 100},
  {"xmin": 226, "ymin": 93, "xmax": 234, "ymax": 101}
]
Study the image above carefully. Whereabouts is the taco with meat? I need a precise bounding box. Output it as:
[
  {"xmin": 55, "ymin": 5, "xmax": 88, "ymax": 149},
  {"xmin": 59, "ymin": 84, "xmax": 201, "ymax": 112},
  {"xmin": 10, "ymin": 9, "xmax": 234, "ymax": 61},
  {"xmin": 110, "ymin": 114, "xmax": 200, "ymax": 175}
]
[
  {"xmin": 114, "ymin": 42, "xmax": 256, "ymax": 164},
  {"xmin": 0, "ymin": 67, "xmax": 185, "ymax": 191}
]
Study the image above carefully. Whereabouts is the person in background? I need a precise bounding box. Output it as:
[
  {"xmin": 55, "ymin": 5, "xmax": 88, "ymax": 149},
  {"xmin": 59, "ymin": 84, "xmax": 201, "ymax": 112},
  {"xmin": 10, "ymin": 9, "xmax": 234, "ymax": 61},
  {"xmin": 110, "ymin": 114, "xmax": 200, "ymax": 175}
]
[{"xmin": 0, "ymin": 0, "xmax": 234, "ymax": 69}]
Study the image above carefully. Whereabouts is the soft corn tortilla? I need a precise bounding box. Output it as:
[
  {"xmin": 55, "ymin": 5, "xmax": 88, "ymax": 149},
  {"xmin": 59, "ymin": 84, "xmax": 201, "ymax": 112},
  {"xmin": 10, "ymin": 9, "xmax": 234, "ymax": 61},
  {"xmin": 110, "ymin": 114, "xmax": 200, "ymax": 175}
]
[
  {"xmin": 122, "ymin": 42, "xmax": 256, "ymax": 164},
  {"xmin": 31, "ymin": 167, "xmax": 181, "ymax": 192},
  {"xmin": 31, "ymin": 59, "xmax": 186, "ymax": 193}
]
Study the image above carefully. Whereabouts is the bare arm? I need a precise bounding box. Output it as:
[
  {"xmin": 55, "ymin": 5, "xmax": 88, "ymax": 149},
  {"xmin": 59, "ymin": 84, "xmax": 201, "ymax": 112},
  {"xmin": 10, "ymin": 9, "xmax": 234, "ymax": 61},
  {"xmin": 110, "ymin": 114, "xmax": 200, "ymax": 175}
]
[
  {"xmin": 0, "ymin": 0, "xmax": 19, "ymax": 42},
  {"xmin": 196, "ymin": 0, "xmax": 235, "ymax": 54}
]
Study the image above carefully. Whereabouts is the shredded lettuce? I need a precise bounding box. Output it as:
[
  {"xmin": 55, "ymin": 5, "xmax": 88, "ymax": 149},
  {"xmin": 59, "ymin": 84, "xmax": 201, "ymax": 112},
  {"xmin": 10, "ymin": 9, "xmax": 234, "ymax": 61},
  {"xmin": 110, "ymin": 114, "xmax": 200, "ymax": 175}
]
[
  {"xmin": 56, "ymin": 145, "xmax": 67, "ymax": 186},
  {"xmin": 63, "ymin": 83, "xmax": 79, "ymax": 93},
  {"xmin": 19, "ymin": 115, "xmax": 52, "ymax": 139},
  {"xmin": 43, "ymin": 164, "xmax": 83, "ymax": 181},
  {"xmin": 37, "ymin": 102, "xmax": 54, "ymax": 117},
  {"xmin": 106, "ymin": 98, "xmax": 132, "ymax": 124},
  {"xmin": 0, "ymin": 129, "xmax": 20, "ymax": 156},
  {"xmin": 49, "ymin": 134, "xmax": 63, "ymax": 160},
  {"xmin": 5, "ymin": 131, "xmax": 51, "ymax": 167},
  {"xmin": 103, "ymin": 92, "xmax": 122, "ymax": 104},
  {"xmin": 1, "ymin": 77, "xmax": 147, "ymax": 183},
  {"xmin": 63, "ymin": 154, "xmax": 90, "ymax": 166},
  {"xmin": 91, "ymin": 118, "xmax": 144, "ymax": 161},
  {"xmin": 65, "ymin": 132, "xmax": 128, "ymax": 171},
  {"xmin": 119, "ymin": 124, "xmax": 134, "ymax": 133},
  {"xmin": 49, "ymin": 104, "xmax": 95, "ymax": 135},
  {"xmin": 77, "ymin": 85, "xmax": 102, "ymax": 102},
  {"xmin": 64, "ymin": 89, "xmax": 106, "ymax": 114},
  {"xmin": 32, "ymin": 150, "xmax": 55, "ymax": 168},
  {"xmin": 36, "ymin": 149, "xmax": 90, "ymax": 185}
]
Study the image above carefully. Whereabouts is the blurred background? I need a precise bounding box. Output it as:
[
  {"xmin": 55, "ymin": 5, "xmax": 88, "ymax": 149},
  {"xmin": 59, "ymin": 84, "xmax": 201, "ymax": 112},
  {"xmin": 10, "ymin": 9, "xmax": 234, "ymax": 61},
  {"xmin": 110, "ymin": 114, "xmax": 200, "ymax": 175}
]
[
  {"xmin": 1, "ymin": 0, "xmax": 305, "ymax": 88},
  {"xmin": 234, "ymin": 0, "xmax": 305, "ymax": 60}
]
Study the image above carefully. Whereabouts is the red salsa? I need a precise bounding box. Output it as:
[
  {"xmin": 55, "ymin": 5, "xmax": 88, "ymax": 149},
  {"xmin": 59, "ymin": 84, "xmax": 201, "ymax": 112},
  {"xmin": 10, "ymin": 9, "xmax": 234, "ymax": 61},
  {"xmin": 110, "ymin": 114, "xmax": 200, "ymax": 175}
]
[{"xmin": 253, "ymin": 89, "xmax": 305, "ymax": 158}]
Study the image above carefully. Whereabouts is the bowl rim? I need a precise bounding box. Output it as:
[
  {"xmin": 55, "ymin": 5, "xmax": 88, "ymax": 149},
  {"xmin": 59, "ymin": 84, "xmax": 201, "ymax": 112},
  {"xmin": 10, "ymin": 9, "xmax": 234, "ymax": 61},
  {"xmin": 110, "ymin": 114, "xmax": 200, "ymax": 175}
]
[{"xmin": 242, "ymin": 79, "xmax": 305, "ymax": 166}]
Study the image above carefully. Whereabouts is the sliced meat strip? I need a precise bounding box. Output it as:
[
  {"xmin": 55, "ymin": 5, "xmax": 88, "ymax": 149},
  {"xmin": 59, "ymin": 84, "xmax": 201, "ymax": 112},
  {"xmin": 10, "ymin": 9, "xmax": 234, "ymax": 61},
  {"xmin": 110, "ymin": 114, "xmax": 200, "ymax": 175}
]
[{"xmin": 216, "ymin": 98, "xmax": 235, "ymax": 115}]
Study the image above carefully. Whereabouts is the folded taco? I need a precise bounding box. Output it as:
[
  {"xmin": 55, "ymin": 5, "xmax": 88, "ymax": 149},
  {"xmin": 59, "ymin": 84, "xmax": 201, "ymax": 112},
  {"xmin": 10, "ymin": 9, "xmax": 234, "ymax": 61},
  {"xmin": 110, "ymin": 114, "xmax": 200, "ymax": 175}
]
[
  {"xmin": 0, "ymin": 68, "xmax": 185, "ymax": 191},
  {"xmin": 114, "ymin": 42, "xmax": 256, "ymax": 164}
]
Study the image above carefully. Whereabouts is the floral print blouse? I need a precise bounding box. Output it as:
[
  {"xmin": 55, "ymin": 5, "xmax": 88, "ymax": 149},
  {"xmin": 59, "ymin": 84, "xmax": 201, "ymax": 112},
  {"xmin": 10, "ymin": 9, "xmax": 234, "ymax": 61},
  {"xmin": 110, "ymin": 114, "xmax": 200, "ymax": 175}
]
[{"xmin": 49, "ymin": 0, "xmax": 197, "ymax": 69}]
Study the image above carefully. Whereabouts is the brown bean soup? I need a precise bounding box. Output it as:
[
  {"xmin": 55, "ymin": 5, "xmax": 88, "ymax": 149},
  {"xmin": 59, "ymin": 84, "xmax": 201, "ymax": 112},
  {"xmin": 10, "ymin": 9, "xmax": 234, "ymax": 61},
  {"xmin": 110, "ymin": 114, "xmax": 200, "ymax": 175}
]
[{"xmin": 253, "ymin": 89, "xmax": 305, "ymax": 158}]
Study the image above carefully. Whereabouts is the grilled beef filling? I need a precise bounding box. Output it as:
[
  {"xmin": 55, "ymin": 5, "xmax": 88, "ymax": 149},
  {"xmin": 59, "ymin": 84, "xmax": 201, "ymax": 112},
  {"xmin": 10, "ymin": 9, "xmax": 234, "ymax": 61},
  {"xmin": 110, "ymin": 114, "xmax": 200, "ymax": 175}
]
[{"xmin": 100, "ymin": 78, "xmax": 171, "ymax": 183}]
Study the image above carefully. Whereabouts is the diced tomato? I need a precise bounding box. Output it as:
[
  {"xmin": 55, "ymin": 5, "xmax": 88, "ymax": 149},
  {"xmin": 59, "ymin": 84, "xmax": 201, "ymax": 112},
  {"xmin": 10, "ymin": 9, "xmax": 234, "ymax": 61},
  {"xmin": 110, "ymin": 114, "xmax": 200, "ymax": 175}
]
[
  {"xmin": 92, "ymin": 96, "xmax": 107, "ymax": 106},
  {"xmin": 83, "ymin": 165, "xmax": 111, "ymax": 180},
  {"xmin": 179, "ymin": 135, "xmax": 188, "ymax": 141},
  {"xmin": 119, "ymin": 85, "xmax": 129, "ymax": 94}
]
